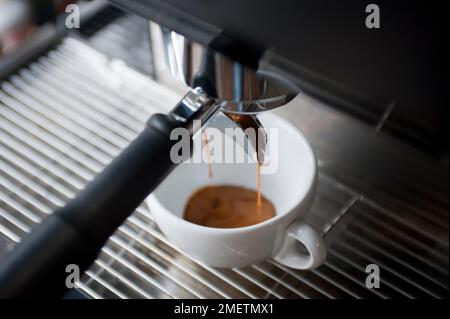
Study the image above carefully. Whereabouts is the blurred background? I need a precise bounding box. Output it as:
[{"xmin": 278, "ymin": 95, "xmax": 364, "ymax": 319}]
[{"xmin": 0, "ymin": 0, "xmax": 72, "ymax": 55}]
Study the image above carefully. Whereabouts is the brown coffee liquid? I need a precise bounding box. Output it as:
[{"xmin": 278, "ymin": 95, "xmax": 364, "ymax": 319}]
[
  {"xmin": 184, "ymin": 185, "xmax": 276, "ymax": 228},
  {"xmin": 203, "ymin": 113, "xmax": 264, "ymax": 207},
  {"xmin": 257, "ymin": 162, "xmax": 261, "ymax": 209},
  {"xmin": 202, "ymin": 130, "xmax": 212, "ymax": 178}
]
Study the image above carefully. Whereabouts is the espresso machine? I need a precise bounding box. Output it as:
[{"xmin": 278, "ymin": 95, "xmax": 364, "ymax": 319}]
[{"xmin": 0, "ymin": 0, "xmax": 447, "ymax": 298}]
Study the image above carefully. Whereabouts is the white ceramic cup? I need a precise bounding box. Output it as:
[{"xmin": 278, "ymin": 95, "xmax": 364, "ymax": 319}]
[{"xmin": 146, "ymin": 112, "xmax": 327, "ymax": 269}]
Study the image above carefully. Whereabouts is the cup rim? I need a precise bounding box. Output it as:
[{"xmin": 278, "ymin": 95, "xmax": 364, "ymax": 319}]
[{"xmin": 146, "ymin": 112, "xmax": 317, "ymax": 234}]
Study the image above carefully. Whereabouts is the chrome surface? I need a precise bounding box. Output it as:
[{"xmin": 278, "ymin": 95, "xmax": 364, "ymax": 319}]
[
  {"xmin": 169, "ymin": 89, "xmax": 266, "ymax": 163},
  {"xmin": 207, "ymin": 112, "xmax": 267, "ymax": 164},
  {"xmin": 169, "ymin": 86, "xmax": 219, "ymax": 132},
  {"xmin": 157, "ymin": 24, "xmax": 298, "ymax": 114},
  {"xmin": 0, "ymin": 37, "xmax": 448, "ymax": 298}
]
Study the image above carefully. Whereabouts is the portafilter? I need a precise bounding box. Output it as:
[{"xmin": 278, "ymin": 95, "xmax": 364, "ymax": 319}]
[{"xmin": 0, "ymin": 27, "xmax": 298, "ymax": 298}]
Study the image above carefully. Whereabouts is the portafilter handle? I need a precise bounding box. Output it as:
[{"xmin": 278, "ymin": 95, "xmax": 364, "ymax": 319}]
[{"xmin": 0, "ymin": 88, "xmax": 219, "ymax": 298}]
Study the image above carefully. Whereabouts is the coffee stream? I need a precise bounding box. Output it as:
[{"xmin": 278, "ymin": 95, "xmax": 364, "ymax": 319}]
[
  {"xmin": 183, "ymin": 121, "xmax": 275, "ymax": 228},
  {"xmin": 225, "ymin": 113, "xmax": 264, "ymax": 209},
  {"xmin": 202, "ymin": 131, "xmax": 213, "ymax": 178},
  {"xmin": 257, "ymin": 162, "xmax": 262, "ymax": 209}
]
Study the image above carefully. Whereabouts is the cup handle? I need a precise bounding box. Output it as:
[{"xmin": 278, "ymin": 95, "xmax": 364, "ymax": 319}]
[{"xmin": 273, "ymin": 219, "xmax": 327, "ymax": 269}]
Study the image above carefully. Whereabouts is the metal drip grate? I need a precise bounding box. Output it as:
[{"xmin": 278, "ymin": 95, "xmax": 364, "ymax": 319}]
[{"xmin": 0, "ymin": 37, "xmax": 448, "ymax": 299}]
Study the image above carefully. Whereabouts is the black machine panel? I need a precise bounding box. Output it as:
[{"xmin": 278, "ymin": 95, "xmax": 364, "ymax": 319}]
[{"xmin": 109, "ymin": 0, "xmax": 448, "ymax": 151}]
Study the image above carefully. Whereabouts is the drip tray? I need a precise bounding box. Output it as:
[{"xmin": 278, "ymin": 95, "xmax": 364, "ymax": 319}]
[{"xmin": 0, "ymin": 37, "xmax": 448, "ymax": 298}]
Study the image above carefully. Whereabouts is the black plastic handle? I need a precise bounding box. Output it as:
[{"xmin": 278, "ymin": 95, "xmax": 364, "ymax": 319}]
[{"xmin": 0, "ymin": 113, "xmax": 184, "ymax": 298}]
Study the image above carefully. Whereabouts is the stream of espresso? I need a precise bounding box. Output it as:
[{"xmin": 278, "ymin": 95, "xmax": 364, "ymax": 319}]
[
  {"xmin": 257, "ymin": 161, "xmax": 261, "ymax": 209},
  {"xmin": 202, "ymin": 115, "xmax": 263, "ymax": 209},
  {"xmin": 202, "ymin": 131, "xmax": 212, "ymax": 178},
  {"xmin": 223, "ymin": 113, "xmax": 264, "ymax": 210},
  {"xmin": 184, "ymin": 117, "xmax": 274, "ymax": 228}
]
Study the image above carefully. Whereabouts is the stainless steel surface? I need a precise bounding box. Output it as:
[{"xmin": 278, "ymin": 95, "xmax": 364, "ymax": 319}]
[
  {"xmin": 169, "ymin": 87, "xmax": 219, "ymax": 134},
  {"xmin": 169, "ymin": 88, "xmax": 266, "ymax": 163},
  {"xmin": 0, "ymin": 37, "xmax": 448, "ymax": 298},
  {"xmin": 78, "ymin": 6, "xmax": 154, "ymax": 77},
  {"xmin": 208, "ymin": 112, "xmax": 267, "ymax": 164},
  {"xmin": 156, "ymin": 24, "xmax": 298, "ymax": 114}
]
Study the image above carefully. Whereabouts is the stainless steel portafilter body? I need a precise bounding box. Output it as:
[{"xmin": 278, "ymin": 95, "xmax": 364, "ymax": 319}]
[{"xmin": 156, "ymin": 26, "xmax": 299, "ymax": 162}]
